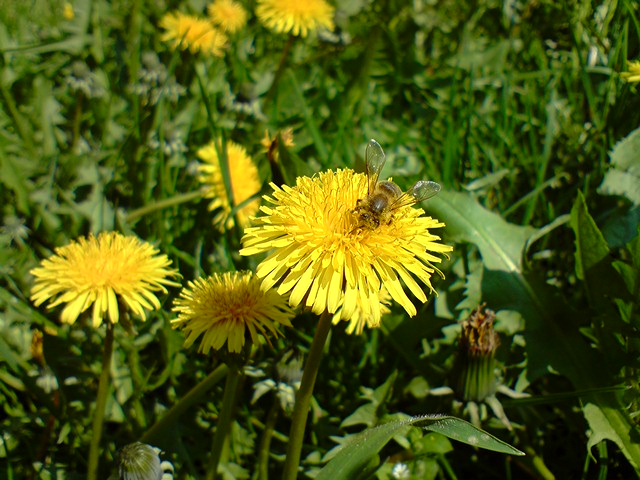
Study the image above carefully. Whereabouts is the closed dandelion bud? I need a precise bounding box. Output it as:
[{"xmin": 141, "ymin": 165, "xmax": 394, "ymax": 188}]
[
  {"xmin": 451, "ymin": 306, "xmax": 500, "ymax": 402},
  {"xmin": 110, "ymin": 442, "xmax": 175, "ymax": 480}
]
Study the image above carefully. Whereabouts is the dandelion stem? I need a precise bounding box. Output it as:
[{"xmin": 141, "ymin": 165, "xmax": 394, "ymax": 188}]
[
  {"xmin": 125, "ymin": 190, "xmax": 202, "ymax": 222},
  {"xmin": 206, "ymin": 362, "xmax": 242, "ymax": 480},
  {"xmin": 87, "ymin": 321, "xmax": 115, "ymax": 480},
  {"xmin": 282, "ymin": 311, "xmax": 332, "ymax": 480},
  {"xmin": 140, "ymin": 364, "xmax": 229, "ymax": 446},
  {"xmin": 264, "ymin": 34, "xmax": 294, "ymax": 107},
  {"xmin": 258, "ymin": 400, "xmax": 280, "ymax": 480}
]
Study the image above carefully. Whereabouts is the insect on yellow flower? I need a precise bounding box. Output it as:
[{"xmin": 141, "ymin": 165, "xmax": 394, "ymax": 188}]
[
  {"xmin": 30, "ymin": 232, "xmax": 180, "ymax": 327},
  {"xmin": 240, "ymin": 140, "xmax": 453, "ymax": 329}
]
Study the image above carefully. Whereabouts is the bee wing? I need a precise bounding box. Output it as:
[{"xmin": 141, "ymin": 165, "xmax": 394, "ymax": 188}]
[
  {"xmin": 365, "ymin": 139, "xmax": 386, "ymax": 195},
  {"xmin": 391, "ymin": 180, "xmax": 441, "ymax": 209}
]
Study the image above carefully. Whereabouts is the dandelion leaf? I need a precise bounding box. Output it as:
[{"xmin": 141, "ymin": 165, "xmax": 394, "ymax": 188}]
[{"xmin": 598, "ymin": 127, "xmax": 640, "ymax": 205}]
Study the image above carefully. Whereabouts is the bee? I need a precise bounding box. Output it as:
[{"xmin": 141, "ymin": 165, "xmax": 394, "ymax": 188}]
[{"xmin": 354, "ymin": 139, "xmax": 441, "ymax": 230}]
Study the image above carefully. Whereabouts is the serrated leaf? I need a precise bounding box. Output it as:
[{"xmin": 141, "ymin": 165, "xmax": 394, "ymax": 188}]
[
  {"xmin": 428, "ymin": 191, "xmax": 640, "ymax": 472},
  {"xmin": 427, "ymin": 190, "xmax": 536, "ymax": 272},
  {"xmin": 428, "ymin": 191, "xmax": 601, "ymax": 376},
  {"xmin": 317, "ymin": 415, "xmax": 523, "ymax": 480},
  {"xmin": 598, "ymin": 127, "xmax": 640, "ymax": 205},
  {"xmin": 583, "ymin": 401, "xmax": 640, "ymax": 472}
]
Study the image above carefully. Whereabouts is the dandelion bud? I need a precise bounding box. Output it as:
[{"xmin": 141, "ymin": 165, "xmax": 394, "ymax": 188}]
[{"xmin": 451, "ymin": 305, "xmax": 500, "ymax": 402}]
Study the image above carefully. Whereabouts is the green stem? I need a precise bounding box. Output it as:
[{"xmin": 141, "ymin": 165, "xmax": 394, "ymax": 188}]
[
  {"xmin": 140, "ymin": 364, "xmax": 228, "ymax": 446},
  {"xmin": 125, "ymin": 190, "xmax": 202, "ymax": 223},
  {"xmin": 258, "ymin": 400, "xmax": 280, "ymax": 480},
  {"xmin": 0, "ymin": 80, "xmax": 34, "ymax": 154},
  {"xmin": 206, "ymin": 362, "xmax": 242, "ymax": 480},
  {"xmin": 70, "ymin": 94, "xmax": 83, "ymax": 152},
  {"xmin": 127, "ymin": 344, "xmax": 147, "ymax": 429},
  {"xmin": 263, "ymin": 34, "xmax": 295, "ymax": 107},
  {"xmin": 87, "ymin": 321, "xmax": 115, "ymax": 480},
  {"xmin": 281, "ymin": 311, "xmax": 332, "ymax": 480}
]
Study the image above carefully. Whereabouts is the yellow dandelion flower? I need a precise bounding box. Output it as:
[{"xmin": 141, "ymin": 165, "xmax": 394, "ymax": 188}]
[
  {"xmin": 240, "ymin": 168, "xmax": 453, "ymax": 326},
  {"xmin": 197, "ymin": 140, "xmax": 262, "ymax": 230},
  {"xmin": 160, "ymin": 11, "xmax": 228, "ymax": 57},
  {"xmin": 172, "ymin": 271, "xmax": 295, "ymax": 354},
  {"xmin": 332, "ymin": 288, "xmax": 392, "ymax": 335},
  {"xmin": 256, "ymin": 0, "xmax": 335, "ymax": 38},
  {"xmin": 63, "ymin": 2, "xmax": 74, "ymax": 20},
  {"xmin": 207, "ymin": 0, "xmax": 248, "ymax": 34},
  {"xmin": 621, "ymin": 60, "xmax": 640, "ymax": 83},
  {"xmin": 30, "ymin": 232, "xmax": 180, "ymax": 327}
]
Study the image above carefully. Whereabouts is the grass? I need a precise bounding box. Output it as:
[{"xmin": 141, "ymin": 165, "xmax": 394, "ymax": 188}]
[{"xmin": 1, "ymin": 0, "xmax": 640, "ymax": 478}]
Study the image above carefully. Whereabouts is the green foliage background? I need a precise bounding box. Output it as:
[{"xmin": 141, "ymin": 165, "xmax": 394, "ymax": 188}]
[{"xmin": 1, "ymin": 0, "xmax": 639, "ymax": 478}]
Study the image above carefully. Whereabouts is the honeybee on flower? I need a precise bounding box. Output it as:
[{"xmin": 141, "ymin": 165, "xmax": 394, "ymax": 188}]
[{"xmin": 354, "ymin": 139, "xmax": 441, "ymax": 230}]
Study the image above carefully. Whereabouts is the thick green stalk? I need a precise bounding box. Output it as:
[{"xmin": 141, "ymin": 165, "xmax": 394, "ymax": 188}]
[
  {"xmin": 206, "ymin": 363, "xmax": 242, "ymax": 480},
  {"xmin": 140, "ymin": 364, "xmax": 228, "ymax": 446},
  {"xmin": 87, "ymin": 321, "xmax": 115, "ymax": 480},
  {"xmin": 281, "ymin": 311, "xmax": 332, "ymax": 480}
]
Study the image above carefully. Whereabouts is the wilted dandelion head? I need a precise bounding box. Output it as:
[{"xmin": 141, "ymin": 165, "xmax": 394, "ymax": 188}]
[
  {"xmin": 30, "ymin": 232, "xmax": 179, "ymax": 327},
  {"xmin": 240, "ymin": 168, "xmax": 452, "ymax": 327},
  {"xmin": 256, "ymin": 0, "xmax": 335, "ymax": 37},
  {"xmin": 172, "ymin": 271, "xmax": 295, "ymax": 354},
  {"xmin": 160, "ymin": 11, "xmax": 227, "ymax": 57},
  {"xmin": 261, "ymin": 128, "xmax": 295, "ymax": 152},
  {"xmin": 197, "ymin": 139, "xmax": 262, "ymax": 230},
  {"xmin": 207, "ymin": 0, "xmax": 248, "ymax": 34}
]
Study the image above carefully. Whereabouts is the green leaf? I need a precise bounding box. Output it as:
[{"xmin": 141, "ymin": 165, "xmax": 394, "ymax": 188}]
[
  {"xmin": 317, "ymin": 415, "xmax": 523, "ymax": 480},
  {"xmin": 429, "ymin": 191, "xmax": 640, "ymax": 473},
  {"xmin": 0, "ymin": 155, "xmax": 33, "ymax": 214},
  {"xmin": 584, "ymin": 402, "xmax": 640, "ymax": 466},
  {"xmin": 285, "ymin": 70, "xmax": 328, "ymax": 161},
  {"xmin": 615, "ymin": 228, "xmax": 640, "ymax": 300},
  {"xmin": 428, "ymin": 191, "xmax": 601, "ymax": 377},
  {"xmin": 598, "ymin": 127, "xmax": 640, "ymax": 205},
  {"xmin": 570, "ymin": 190, "xmax": 627, "ymax": 309},
  {"xmin": 414, "ymin": 416, "xmax": 524, "ymax": 455},
  {"xmin": 427, "ymin": 190, "xmax": 536, "ymax": 272},
  {"xmin": 341, "ymin": 371, "xmax": 398, "ymax": 428}
]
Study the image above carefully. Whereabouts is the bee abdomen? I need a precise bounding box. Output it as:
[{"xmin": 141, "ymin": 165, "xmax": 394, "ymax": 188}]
[{"xmin": 378, "ymin": 181, "xmax": 402, "ymax": 197}]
